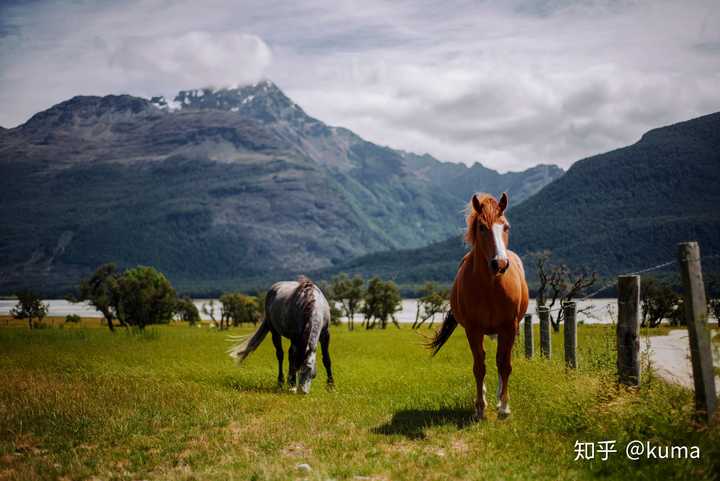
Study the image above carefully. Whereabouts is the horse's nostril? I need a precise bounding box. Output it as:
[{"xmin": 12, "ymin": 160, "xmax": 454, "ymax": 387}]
[{"xmin": 490, "ymin": 259, "xmax": 499, "ymax": 271}]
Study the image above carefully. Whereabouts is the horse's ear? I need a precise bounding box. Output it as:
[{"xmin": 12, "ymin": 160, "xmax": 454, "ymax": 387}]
[
  {"xmin": 472, "ymin": 194, "xmax": 483, "ymax": 214},
  {"xmin": 498, "ymin": 192, "xmax": 508, "ymax": 214}
]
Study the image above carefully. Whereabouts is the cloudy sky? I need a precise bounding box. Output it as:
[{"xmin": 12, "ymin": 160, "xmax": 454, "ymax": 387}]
[{"xmin": 1, "ymin": 0, "xmax": 718, "ymax": 171}]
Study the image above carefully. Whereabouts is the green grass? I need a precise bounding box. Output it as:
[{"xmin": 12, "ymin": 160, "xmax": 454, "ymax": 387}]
[{"xmin": 0, "ymin": 324, "xmax": 717, "ymax": 480}]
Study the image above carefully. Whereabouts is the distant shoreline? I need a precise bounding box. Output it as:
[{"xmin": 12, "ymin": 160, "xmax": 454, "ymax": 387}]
[{"xmin": 0, "ymin": 298, "xmax": 621, "ymax": 324}]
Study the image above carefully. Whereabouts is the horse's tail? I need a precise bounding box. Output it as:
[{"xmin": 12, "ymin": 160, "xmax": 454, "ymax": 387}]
[
  {"xmin": 426, "ymin": 310, "xmax": 458, "ymax": 356},
  {"xmin": 228, "ymin": 318, "xmax": 271, "ymax": 364}
]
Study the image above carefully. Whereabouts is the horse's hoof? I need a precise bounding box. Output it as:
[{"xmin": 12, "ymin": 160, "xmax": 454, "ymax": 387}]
[
  {"xmin": 474, "ymin": 408, "xmax": 486, "ymax": 421},
  {"xmin": 497, "ymin": 406, "xmax": 511, "ymax": 419},
  {"xmin": 326, "ymin": 381, "xmax": 335, "ymax": 391},
  {"xmin": 289, "ymin": 386, "xmax": 297, "ymax": 393}
]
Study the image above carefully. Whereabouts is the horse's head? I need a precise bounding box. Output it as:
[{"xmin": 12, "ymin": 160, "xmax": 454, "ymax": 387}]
[
  {"xmin": 467, "ymin": 192, "xmax": 511, "ymax": 275},
  {"xmin": 297, "ymin": 350, "xmax": 317, "ymax": 394}
]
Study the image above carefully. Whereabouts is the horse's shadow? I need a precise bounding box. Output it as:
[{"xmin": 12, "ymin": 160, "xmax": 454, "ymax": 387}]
[{"xmin": 372, "ymin": 407, "xmax": 476, "ymax": 440}]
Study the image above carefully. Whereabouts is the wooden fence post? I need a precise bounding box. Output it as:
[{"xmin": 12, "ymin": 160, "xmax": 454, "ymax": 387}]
[
  {"xmin": 563, "ymin": 302, "xmax": 577, "ymax": 369},
  {"xmin": 678, "ymin": 242, "xmax": 717, "ymax": 422},
  {"xmin": 539, "ymin": 306, "xmax": 551, "ymax": 359},
  {"xmin": 617, "ymin": 275, "xmax": 640, "ymax": 386},
  {"xmin": 524, "ymin": 313, "xmax": 533, "ymax": 359}
]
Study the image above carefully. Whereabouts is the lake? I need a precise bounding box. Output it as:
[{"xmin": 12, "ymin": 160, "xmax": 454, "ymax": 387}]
[{"xmin": 0, "ymin": 298, "xmax": 619, "ymax": 324}]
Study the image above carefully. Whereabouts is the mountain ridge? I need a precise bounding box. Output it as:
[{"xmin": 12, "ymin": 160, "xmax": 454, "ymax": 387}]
[
  {"xmin": 0, "ymin": 80, "xmax": 562, "ymax": 294},
  {"xmin": 314, "ymin": 111, "xmax": 720, "ymax": 289}
]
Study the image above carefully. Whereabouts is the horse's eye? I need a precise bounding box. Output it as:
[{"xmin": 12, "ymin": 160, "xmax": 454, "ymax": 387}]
[{"xmin": 477, "ymin": 224, "xmax": 487, "ymax": 232}]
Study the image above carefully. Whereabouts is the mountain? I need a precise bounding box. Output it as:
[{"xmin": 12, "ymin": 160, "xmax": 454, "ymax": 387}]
[
  {"xmin": 399, "ymin": 152, "xmax": 561, "ymax": 205},
  {"xmin": 318, "ymin": 112, "xmax": 720, "ymax": 290},
  {"xmin": 0, "ymin": 80, "xmax": 562, "ymax": 294}
]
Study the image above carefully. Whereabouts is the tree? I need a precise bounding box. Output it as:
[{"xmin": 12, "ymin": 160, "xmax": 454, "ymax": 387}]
[
  {"xmin": 531, "ymin": 251, "xmax": 597, "ymax": 331},
  {"xmin": 412, "ymin": 282, "xmax": 449, "ymax": 329},
  {"xmin": 175, "ymin": 297, "xmax": 200, "ymax": 326},
  {"xmin": 668, "ymin": 297, "xmax": 686, "ymax": 326},
  {"xmin": 318, "ymin": 280, "xmax": 344, "ymax": 326},
  {"xmin": 710, "ymin": 298, "xmax": 720, "ymax": 327},
  {"xmin": 115, "ymin": 266, "xmax": 176, "ymax": 329},
  {"xmin": 529, "ymin": 250, "xmax": 552, "ymax": 308},
  {"xmin": 11, "ymin": 290, "xmax": 48, "ymax": 329},
  {"xmin": 219, "ymin": 293, "xmax": 261, "ymax": 328},
  {"xmin": 65, "ymin": 314, "xmax": 81, "ymax": 324},
  {"xmin": 362, "ymin": 277, "xmax": 402, "ymax": 329},
  {"xmin": 202, "ymin": 300, "xmax": 219, "ymax": 328},
  {"xmin": 640, "ymin": 278, "xmax": 681, "ymax": 328},
  {"xmin": 78, "ymin": 263, "xmax": 121, "ymax": 331},
  {"xmin": 256, "ymin": 291, "xmax": 267, "ymax": 322},
  {"xmin": 329, "ymin": 273, "xmax": 365, "ymax": 330},
  {"xmin": 708, "ymin": 279, "xmax": 720, "ymax": 328}
]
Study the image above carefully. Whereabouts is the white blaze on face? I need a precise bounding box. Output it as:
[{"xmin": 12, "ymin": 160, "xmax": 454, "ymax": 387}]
[{"xmin": 492, "ymin": 223, "xmax": 508, "ymax": 260}]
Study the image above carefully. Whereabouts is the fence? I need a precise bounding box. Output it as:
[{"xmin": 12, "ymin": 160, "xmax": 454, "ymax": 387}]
[{"xmin": 521, "ymin": 241, "xmax": 717, "ymax": 423}]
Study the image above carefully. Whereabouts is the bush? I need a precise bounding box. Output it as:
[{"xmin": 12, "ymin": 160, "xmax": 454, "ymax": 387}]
[
  {"xmin": 115, "ymin": 266, "xmax": 177, "ymax": 329},
  {"xmin": 175, "ymin": 297, "xmax": 200, "ymax": 326},
  {"xmin": 65, "ymin": 314, "xmax": 81, "ymax": 323},
  {"xmin": 219, "ymin": 293, "xmax": 261, "ymax": 328}
]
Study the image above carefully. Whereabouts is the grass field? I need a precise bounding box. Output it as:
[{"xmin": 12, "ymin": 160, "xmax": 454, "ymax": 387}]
[{"xmin": 0, "ymin": 322, "xmax": 718, "ymax": 481}]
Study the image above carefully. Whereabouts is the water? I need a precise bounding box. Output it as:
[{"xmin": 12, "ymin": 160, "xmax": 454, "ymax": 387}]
[
  {"xmin": 0, "ymin": 299, "xmax": 224, "ymax": 321},
  {"xmin": 341, "ymin": 298, "xmax": 618, "ymax": 325},
  {"xmin": 0, "ymin": 298, "xmax": 618, "ymax": 324}
]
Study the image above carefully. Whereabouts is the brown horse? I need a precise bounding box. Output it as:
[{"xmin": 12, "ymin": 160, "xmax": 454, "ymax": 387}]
[{"xmin": 428, "ymin": 192, "xmax": 529, "ymax": 419}]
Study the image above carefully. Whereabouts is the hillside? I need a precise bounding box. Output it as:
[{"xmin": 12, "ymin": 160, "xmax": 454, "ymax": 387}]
[
  {"xmin": 0, "ymin": 81, "xmax": 561, "ymax": 294},
  {"xmin": 318, "ymin": 112, "xmax": 720, "ymax": 289}
]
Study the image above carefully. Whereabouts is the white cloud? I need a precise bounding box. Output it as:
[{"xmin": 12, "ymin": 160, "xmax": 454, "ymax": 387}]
[
  {"xmin": 1, "ymin": 0, "xmax": 719, "ymax": 171},
  {"xmin": 110, "ymin": 31, "xmax": 271, "ymax": 96}
]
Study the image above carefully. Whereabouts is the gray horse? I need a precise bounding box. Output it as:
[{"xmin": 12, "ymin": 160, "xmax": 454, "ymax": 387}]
[{"xmin": 228, "ymin": 277, "xmax": 334, "ymax": 394}]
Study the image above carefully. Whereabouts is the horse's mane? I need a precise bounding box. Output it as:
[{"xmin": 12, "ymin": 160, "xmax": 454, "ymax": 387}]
[
  {"xmin": 293, "ymin": 275, "xmax": 316, "ymax": 363},
  {"xmin": 465, "ymin": 193, "xmax": 501, "ymax": 246}
]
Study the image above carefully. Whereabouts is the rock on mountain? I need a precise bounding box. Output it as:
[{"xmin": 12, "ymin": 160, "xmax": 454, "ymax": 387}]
[{"xmin": 0, "ymin": 80, "xmax": 562, "ymax": 294}]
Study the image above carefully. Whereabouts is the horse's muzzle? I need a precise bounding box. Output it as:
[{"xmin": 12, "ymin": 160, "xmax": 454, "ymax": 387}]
[{"xmin": 490, "ymin": 258, "xmax": 510, "ymax": 274}]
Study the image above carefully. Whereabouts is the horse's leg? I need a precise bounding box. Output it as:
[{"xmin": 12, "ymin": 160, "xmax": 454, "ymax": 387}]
[
  {"xmin": 288, "ymin": 343, "xmax": 298, "ymax": 392},
  {"xmin": 466, "ymin": 328, "xmax": 487, "ymax": 420},
  {"xmin": 320, "ymin": 327, "xmax": 334, "ymax": 386},
  {"xmin": 496, "ymin": 330, "xmax": 515, "ymax": 418},
  {"xmin": 271, "ymin": 331, "xmax": 284, "ymax": 387}
]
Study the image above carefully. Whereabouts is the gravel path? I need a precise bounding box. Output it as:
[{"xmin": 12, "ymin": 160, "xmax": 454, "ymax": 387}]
[{"xmin": 647, "ymin": 329, "xmax": 720, "ymax": 394}]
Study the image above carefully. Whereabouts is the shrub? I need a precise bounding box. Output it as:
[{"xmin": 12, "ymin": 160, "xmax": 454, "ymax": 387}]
[
  {"xmin": 115, "ymin": 266, "xmax": 177, "ymax": 329},
  {"xmin": 219, "ymin": 293, "xmax": 260, "ymax": 328},
  {"xmin": 175, "ymin": 297, "xmax": 200, "ymax": 326}
]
